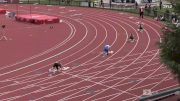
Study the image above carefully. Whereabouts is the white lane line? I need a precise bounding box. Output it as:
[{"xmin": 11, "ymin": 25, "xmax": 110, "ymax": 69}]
[
  {"xmin": 152, "ymin": 84, "xmax": 180, "ymax": 95},
  {"xmin": 93, "ymin": 76, "xmax": 173, "ymax": 101},
  {"xmin": 130, "ymin": 18, "xmax": 174, "ymax": 101},
  {"xmin": 1, "ymin": 18, "xmax": 87, "ymax": 91},
  {"xmin": 0, "ymin": 15, "xmax": 108, "ymax": 99},
  {"xmin": 0, "ymin": 8, "xmax": 114, "ymax": 80},
  {"xmin": 81, "ymin": 63, "xmax": 164, "ymax": 82},
  {"xmin": 0, "ymin": 19, "xmax": 88, "ymax": 77},
  {"xmin": 70, "ymin": 13, "xmax": 82, "ymax": 17},
  {"xmin": 122, "ymin": 97, "xmax": 139, "ymax": 101},
  {"xmin": 26, "ymin": 6, "xmax": 169, "ymax": 97},
  {"xmin": 0, "ymin": 73, "xmax": 42, "ymax": 83},
  {"xmin": 0, "ymin": 70, "xmax": 138, "ymax": 101},
  {"xmin": 79, "ymin": 52, "xmax": 158, "ymax": 68},
  {"xmin": 66, "ymin": 92, "xmax": 119, "ymax": 101},
  {"xmin": 19, "ymin": 10, "xmax": 129, "ymax": 100},
  {"xmin": 80, "ymin": 71, "xmax": 102, "ymax": 77},
  {"xmin": 0, "ymin": 15, "xmax": 107, "ymax": 95},
  {"xmin": 53, "ymin": 20, "xmax": 101, "ymax": 67},
  {"xmin": 80, "ymin": 17, "xmax": 151, "ymax": 101},
  {"xmin": 105, "ymin": 17, "xmax": 162, "ymax": 101},
  {"xmin": 149, "ymin": 71, "xmax": 169, "ymax": 78},
  {"xmin": 1, "ymin": 14, "xmax": 128, "ymax": 100},
  {"xmin": 24, "ymin": 11, "xmax": 141, "ymax": 101},
  {"xmin": 0, "ymin": 20, "xmax": 75, "ymax": 72},
  {"xmin": 54, "ymin": 15, "xmax": 139, "ymax": 101},
  {"xmin": 131, "ymin": 73, "xmax": 172, "ymax": 101},
  {"xmin": 105, "ymin": 61, "xmax": 160, "ymax": 71},
  {"xmin": 127, "ymin": 77, "xmax": 173, "ymax": 92},
  {"xmin": 0, "ymin": 6, "xmax": 166, "ymax": 100},
  {"xmin": 102, "ymin": 68, "xmax": 169, "ymax": 85}
]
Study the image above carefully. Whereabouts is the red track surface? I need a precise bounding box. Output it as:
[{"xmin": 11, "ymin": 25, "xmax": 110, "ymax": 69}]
[{"xmin": 0, "ymin": 4, "xmax": 179, "ymax": 101}]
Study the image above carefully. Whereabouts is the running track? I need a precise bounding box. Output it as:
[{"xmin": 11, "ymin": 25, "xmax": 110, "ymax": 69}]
[{"xmin": 0, "ymin": 4, "xmax": 179, "ymax": 101}]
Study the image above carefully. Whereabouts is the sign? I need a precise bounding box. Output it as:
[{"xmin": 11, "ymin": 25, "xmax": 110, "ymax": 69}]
[
  {"xmin": 163, "ymin": 4, "xmax": 172, "ymax": 8},
  {"xmin": 143, "ymin": 89, "xmax": 152, "ymax": 96}
]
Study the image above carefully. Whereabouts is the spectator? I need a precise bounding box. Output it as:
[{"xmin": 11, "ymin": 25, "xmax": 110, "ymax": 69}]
[
  {"xmin": 160, "ymin": 15, "xmax": 166, "ymax": 21},
  {"xmin": 172, "ymin": 17, "xmax": 177, "ymax": 24},
  {"xmin": 154, "ymin": 15, "xmax": 160, "ymax": 21},
  {"xmin": 176, "ymin": 21, "xmax": 180, "ymax": 27},
  {"xmin": 139, "ymin": 6, "xmax": 144, "ymax": 19},
  {"xmin": 159, "ymin": 0, "xmax": 162, "ymax": 9},
  {"xmin": 100, "ymin": 0, "xmax": 104, "ymax": 8},
  {"xmin": 135, "ymin": 1, "xmax": 138, "ymax": 9}
]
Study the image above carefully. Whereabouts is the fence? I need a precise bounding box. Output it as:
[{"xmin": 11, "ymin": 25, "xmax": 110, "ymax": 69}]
[
  {"xmin": 11, "ymin": 0, "xmax": 176, "ymax": 23},
  {"xmin": 0, "ymin": 0, "xmax": 176, "ymax": 23}
]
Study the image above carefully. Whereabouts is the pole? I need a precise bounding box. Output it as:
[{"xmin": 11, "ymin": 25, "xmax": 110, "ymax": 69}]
[
  {"xmin": 30, "ymin": 4, "xmax": 32, "ymax": 18},
  {"xmin": 59, "ymin": 0, "xmax": 61, "ymax": 5},
  {"xmin": 16, "ymin": 4, "xmax": 18, "ymax": 16}
]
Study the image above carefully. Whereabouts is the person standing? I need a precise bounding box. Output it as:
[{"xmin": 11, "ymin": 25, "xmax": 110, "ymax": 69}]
[
  {"xmin": 159, "ymin": 0, "xmax": 162, "ymax": 10},
  {"xmin": 135, "ymin": 1, "xmax": 138, "ymax": 9},
  {"xmin": 100, "ymin": 0, "xmax": 104, "ymax": 8},
  {"xmin": 109, "ymin": 0, "xmax": 112, "ymax": 8},
  {"xmin": 139, "ymin": 6, "xmax": 144, "ymax": 19}
]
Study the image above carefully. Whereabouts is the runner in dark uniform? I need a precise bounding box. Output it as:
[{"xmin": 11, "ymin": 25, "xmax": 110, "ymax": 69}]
[{"xmin": 53, "ymin": 62, "xmax": 62, "ymax": 71}]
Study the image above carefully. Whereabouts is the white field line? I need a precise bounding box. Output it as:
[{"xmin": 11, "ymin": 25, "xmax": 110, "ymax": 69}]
[
  {"xmin": 0, "ymin": 14, "xmax": 109, "ymax": 96},
  {"xmin": 0, "ymin": 73, "xmax": 44, "ymax": 83},
  {"xmin": 0, "ymin": 19, "xmax": 89, "ymax": 77},
  {"xmin": 131, "ymin": 73, "xmax": 171, "ymax": 101},
  {"xmin": 80, "ymin": 51, "xmax": 158, "ymax": 66},
  {"xmin": 0, "ymin": 9, "xmax": 102, "ymax": 81},
  {"xmin": 106, "ymin": 16, "xmax": 162, "ymax": 101},
  {"xmin": 0, "ymin": 15, "xmax": 114, "ymax": 99},
  {"xmin": 81, "ymin": 53, "xmax": 158, "ymax": 66},
  {"xmin": 8, "ymin": 10, "xmax": 130, "ymax": 101},
  {"xmin": 0, "ymin": 21, "xmax": 74, "ymax": 71},
  {"xmin": 93, "ymin": 74, "xmax": 173, "ymax": 101},
  {"xmin": 0, "ymin": 6, "xmax": 165, "ymax": 101},
  {"xmin": 2, "ymin": 18, "xmax": 103, "ymax": 82},
  {"xmin": 54, "ymin": 15, "xmax": 141, "ymax": 101},
  {"xmin": 80, "ymin": 17, "xmax": 151, "ymax": 101}
]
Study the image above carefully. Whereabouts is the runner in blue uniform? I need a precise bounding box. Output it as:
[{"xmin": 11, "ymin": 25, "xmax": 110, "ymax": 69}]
[{"xmin": 103, "ymin": 44, "xmax": 111, "ymax": 56}]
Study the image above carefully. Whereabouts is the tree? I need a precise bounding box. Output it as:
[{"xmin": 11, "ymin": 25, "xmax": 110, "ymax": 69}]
[
  {"xmin": 166, "ymin": 0, "xmax": 180, "ymax": 14},
  {"xmin": 121, "ymin": 0, "xmax": 124, "ymax": 3},
  {"xmin": 174, "ymin": 3, "xmax": 180, "ymax": 14},
  {"xmin": 160, "ymin": 0, "xmax": 180, "ymax": 82},
  {"xmin": 109, "ymin": 0, "xmax": 112, "ymax": 8},
  {"xmin": 88, "ymin": 0, "xmax": 91, "ymax": 7},
  {"xmin": 160, "ymin": 28, "xmax": 180, "ymax": 82}
]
